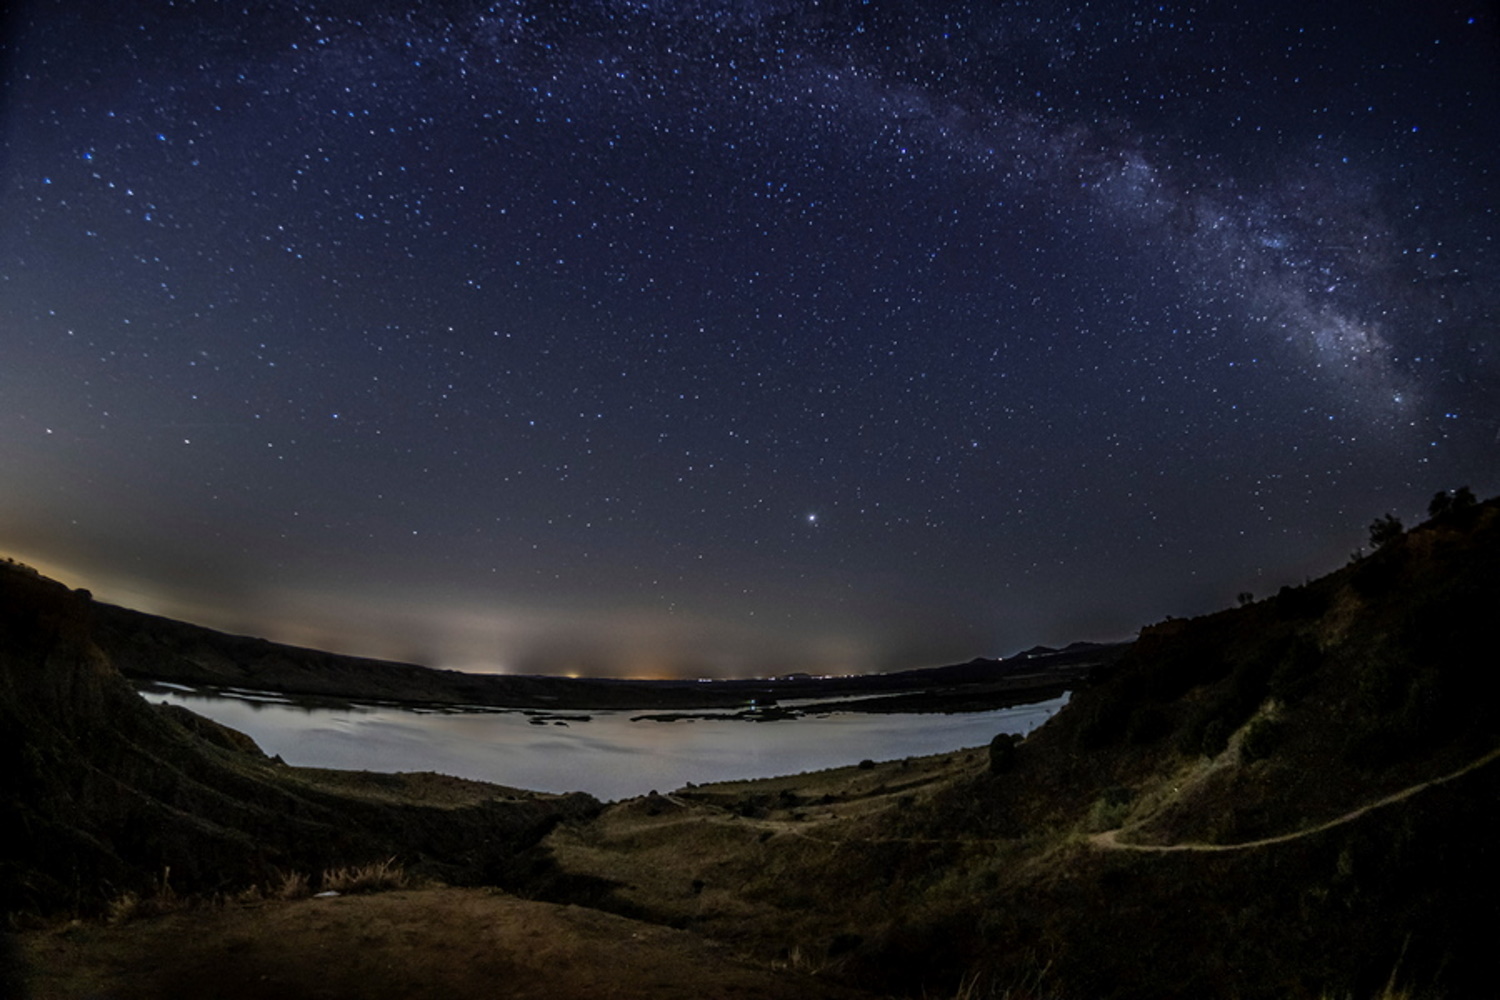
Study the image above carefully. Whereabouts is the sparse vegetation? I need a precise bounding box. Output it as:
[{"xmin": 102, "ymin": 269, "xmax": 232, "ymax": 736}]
[
  {"xmin": 104, "ymin": 868, "xmax": 180, "ymax": 923},
  {"xmin": 1427, "ymin": 485, "xmax": 1476, "ymax": 520},
  {"xmin": 1239, "ymin": 715, "xmax": 1282, "ymax": 762},
  {"xmin": 1369, "ymin": 512, "xmax": 1405, "ymax": 549},
  {"xmin": 986, "ymin": 733, "xmax": 1019, "ymax": 773},
  {"xmin": 1085, "ymin": 787, "xmax": 1133, "ymax": 832},
  {"xmin": 7, "ymin": 494, "xmax": 1499, "ymax": 998},
  {"xmin": 274, "ymin": 870, "xmax": 311, "ymax": 900},
  {"xmin": 320, "ymin": 857, "xmax": 410, "ymax": 894}
]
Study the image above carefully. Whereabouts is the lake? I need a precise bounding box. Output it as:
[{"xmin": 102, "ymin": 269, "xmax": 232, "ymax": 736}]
[{"xmin": 143, "ymin": 684, "xmax": 1070, "ymax": 801}]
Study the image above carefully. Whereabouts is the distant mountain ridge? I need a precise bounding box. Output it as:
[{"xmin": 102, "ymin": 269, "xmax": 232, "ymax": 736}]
[
  {"xmin": 6, "ymin": 494, "xmax": 1497, "ymax": 998},
  {"xmin": 512, "ymin": 494, "xmax": 1500, "ymax": 999},
  {"xmin": 0, "ymin": 564, "xmax": 600, "ymax": 916},
  {"xmin": 89, "ymin": 598, "xmax": 1120, "ymax": 712}
]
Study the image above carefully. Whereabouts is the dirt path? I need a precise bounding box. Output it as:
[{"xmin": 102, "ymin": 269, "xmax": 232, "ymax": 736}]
[
  {"xmin": 1089, "ymin": 745, "xmax": 1500, "ymax": 854},
  {"xmin": 748, "ymin": 746, "xmax": 1500, "ymax": 856},
  {"xmin": 20, "ymin": 888, "xmax": 888, "ymax": 1000}
]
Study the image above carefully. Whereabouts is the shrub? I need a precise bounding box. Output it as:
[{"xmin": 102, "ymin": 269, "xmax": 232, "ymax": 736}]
[
  {"xmin": 1199, "ymin": 718, "xmax": 1230, "ymax": 757},
  {"xmin": 1368, "ymin": 513, "xmax": 1404, "ymax": 549},
  {"xmin": 1125, "ymin": 705, "xmax": 1173, "ymax": 745},
  {"xmin": 1268, "ymin": 637, "xmax": 1321, "ymax": 705},
  {"xmin": 987, "ymin": 733, "xmax": 1019, "ymax": 774},
  {"xmin": 1182, "ymin": 651, "xmax": 1277, "ymax": 757},
  {"xmin": 1076, "ymin": 695, "xmax": 1132, "ymax": 750},
  {"xmin": 1350, "ymin": 547, "xmax": 1406, "ymax": 597},
  {"xmin": 1240, "ymin": 717, "xmax": 1281, "ymax": 762},
  {"xmin": 1086, "ymin": 787, "xmax": 1133, "ymax": 832},
  {"xmin": 1274, "ymin": 583, "xmax": 1329, "ymax": 618},
  {"xmin": 1428, "ymin": 485, "xmax": 1477, "ymax": 520}
]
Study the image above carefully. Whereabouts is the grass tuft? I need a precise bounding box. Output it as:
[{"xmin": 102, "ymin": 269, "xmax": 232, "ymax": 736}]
[
  {"xmin": 274, "ymin": 870, "xmax": 311, "ymax": 900},
  {"xmin": 104, "ymin": 891, "xmax": 140, "ymax": 925},
  {"xmin": 320, "ymin": 857, "xmax": 409, "ymax": 895},
  {"xmin": 104, "ymin": 867, "xmax": 180, "ymax": 924}
]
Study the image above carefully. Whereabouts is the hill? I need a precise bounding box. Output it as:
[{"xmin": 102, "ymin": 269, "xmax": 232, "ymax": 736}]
[
  {"xmin": 523, "ymin": 497, "xmax": 1500, "ymax": 998},
  {"xmin": 7, "ymin": 496, "xmax": 1499, "ymax": 998},
  {"xmin": 91, "ymin": 597, "xmax": 1115, "ymax": 713},
  {"xmin": 0, "ymin": 562, "xmax": 599, "ymax": 917}
]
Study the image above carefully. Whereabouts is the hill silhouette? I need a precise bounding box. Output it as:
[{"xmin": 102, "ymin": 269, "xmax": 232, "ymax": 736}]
[
  {"xmin": 91, "ymin": 598, "xmax": 1114, "ymax": 713},
  {"xmin": 6, "ymin": 496, "xmax": 1499, "ymax": 998},
  {"xmin": 0, "ymin": 563, "xmax": 599, "ymax": 916},
  {"xmin": 528, "ymin": 496, "xmax": 1500, "ymax": 998}
]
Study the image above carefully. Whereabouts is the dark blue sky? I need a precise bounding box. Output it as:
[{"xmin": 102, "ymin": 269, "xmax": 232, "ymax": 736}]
[{"xmin": 3, "ymin": 1, "xmax": 1496, "ymax": 677}]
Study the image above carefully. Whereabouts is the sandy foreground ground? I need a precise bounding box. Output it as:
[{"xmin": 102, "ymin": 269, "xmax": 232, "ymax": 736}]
[{"xmin": 19, "ymin": 887, "xmax": 892, "ymax": 1000}]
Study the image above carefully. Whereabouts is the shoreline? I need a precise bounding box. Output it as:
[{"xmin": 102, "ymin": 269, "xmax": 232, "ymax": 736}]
[{"xmin": 100, "ymin": 598, "xmax": 1124, "ymax": 714}]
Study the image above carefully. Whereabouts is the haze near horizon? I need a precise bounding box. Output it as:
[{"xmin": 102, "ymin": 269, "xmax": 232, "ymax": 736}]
[{"xmin": 2, "ymin": 1, "xmax": 1496, "ymax": 677}]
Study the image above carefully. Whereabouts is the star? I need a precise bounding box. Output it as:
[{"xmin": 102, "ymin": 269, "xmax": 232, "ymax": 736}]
[{"xmin": 0, "ymin": 1, "xmax": 1493, "ymax": 677}]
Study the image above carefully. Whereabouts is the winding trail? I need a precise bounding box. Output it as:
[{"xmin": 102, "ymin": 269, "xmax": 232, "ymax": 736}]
[
  {"xmin": 763, "ymin": 746, "xmax": 1500, "ymax": 855},
  {"xmin": 1088, "ymin": 745, "xmax": 1500, "ymax": 854}
]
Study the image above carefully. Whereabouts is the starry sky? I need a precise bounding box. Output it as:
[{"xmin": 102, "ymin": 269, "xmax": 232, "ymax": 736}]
[{"xmin": 2, "ymin": 1, "xmax": 1497, "ymax": 678}]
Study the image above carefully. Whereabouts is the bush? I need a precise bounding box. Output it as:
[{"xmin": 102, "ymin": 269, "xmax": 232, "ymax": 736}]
[
  {"xmin": 1274, "ymin": 583, "xmax": 1329, "ymax": 618},
  {"xmin": 1199, "ymin": 718, "xmax": 1230, "ymax": 757},
  {"xmin": 1076, "ymin": 694, "xmax": 1132, "ymax": 750},
  {"xmin": 987, "ymin": 733, "xmax": 1019, "ymax": 774},
  {"xmin": 1428, "ymin": 485, "xmax": 1477, "ymax": 520},
  {"xmin": 1182, "ymin": 651, "xmax": 1277, "ymax": 757},
  {"xmin": 1240, "ymin": 717, "xmax": 1281, "ymax": 762},
  {"xmin": 1368, "ymin": 513, "xmax": 1404, "ymax": 549},
  {"xmin": 1350, "ymin": 547, "xmax": 1406, "ymax": 597},
  {"xmin": 1268, "ymin": 637, "xmax": 1321, "ymax": 705},
  {"xmin": 1086, "ymin": 787, "xmax": 1133, "ymax": 832},
  {"xmin": 1125, "ymin": 704, "xmax": 1173, "ymax": 745}
]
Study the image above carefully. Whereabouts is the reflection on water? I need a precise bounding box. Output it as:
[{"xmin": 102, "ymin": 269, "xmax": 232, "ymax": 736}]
[{"xmin": 145, "ymin": 686, "xmax": 1070, "ymax": 801}]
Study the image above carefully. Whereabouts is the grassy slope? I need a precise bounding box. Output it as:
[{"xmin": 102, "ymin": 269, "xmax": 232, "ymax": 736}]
[
  {"xmin": 0, "ymin": 564, "xmax": 599, "ymax": 917},
  {"xmin": 535, "ymin": 501, "xmax": 1500, "ymax": 999},
  {"xmin": 8, "ymin": 500, "xmax": 1498, "ymax": 997}
]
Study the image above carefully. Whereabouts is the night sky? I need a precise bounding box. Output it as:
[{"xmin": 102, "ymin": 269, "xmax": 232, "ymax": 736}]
[{"xmin": 3, "ymin": 1, "xmax": 1497, "ymax": 678}]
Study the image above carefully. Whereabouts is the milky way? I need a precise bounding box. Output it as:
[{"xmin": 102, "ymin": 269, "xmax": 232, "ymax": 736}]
[{"xmin": 2, "ymin": 1, "xmax": 1496, "ymax": 676}]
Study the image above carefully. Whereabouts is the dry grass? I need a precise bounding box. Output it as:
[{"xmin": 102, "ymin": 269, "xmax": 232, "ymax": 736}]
[
  {"xmin": 767, "ymin": 940, "xmax": 859, "ymax": 980},
  {"xmin": 320, "ymin": 857, "xmax": 409, "ymax": 894},
  {"xmin": 103, "ymin": 892, "xmax": 141, "ymax": 925},
  {"xmin": 104, "ymin": 868, "xmax": 179, "ymax": 924},
  {"xmin": 103, "ymin": 859, "xmax": 413, "ymax": 921},
  {"xmin": 924, "ymin": 965, "xmax": 1060, "ymax": 1000},
  {"xmin": 274, "ymin": 869, "xmax": 311, "ymax": 900}
]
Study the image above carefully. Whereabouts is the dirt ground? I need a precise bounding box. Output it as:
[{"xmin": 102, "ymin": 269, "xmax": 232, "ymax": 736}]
[
  {"xmin": 18, "ymin": 887, "xmax": 891, "ymax": 1000},
  {"xmin": 538, "ymin": 749, "xmax": 989, "ymax": 961},
  {"xmin": 14, "ymin": 751, "xmax": 983, "ymax": 1000}
]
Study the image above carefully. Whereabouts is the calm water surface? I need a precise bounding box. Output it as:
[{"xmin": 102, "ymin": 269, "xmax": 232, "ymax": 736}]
[{"xmin": 146, "ymin": 685, "xmax": 1069, "ymax": 801}]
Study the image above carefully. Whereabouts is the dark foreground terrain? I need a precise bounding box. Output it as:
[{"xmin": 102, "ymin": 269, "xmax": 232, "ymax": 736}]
[{"xmin": 6, "ymin": 497, "xmax": 1499, "ymax": 998}]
